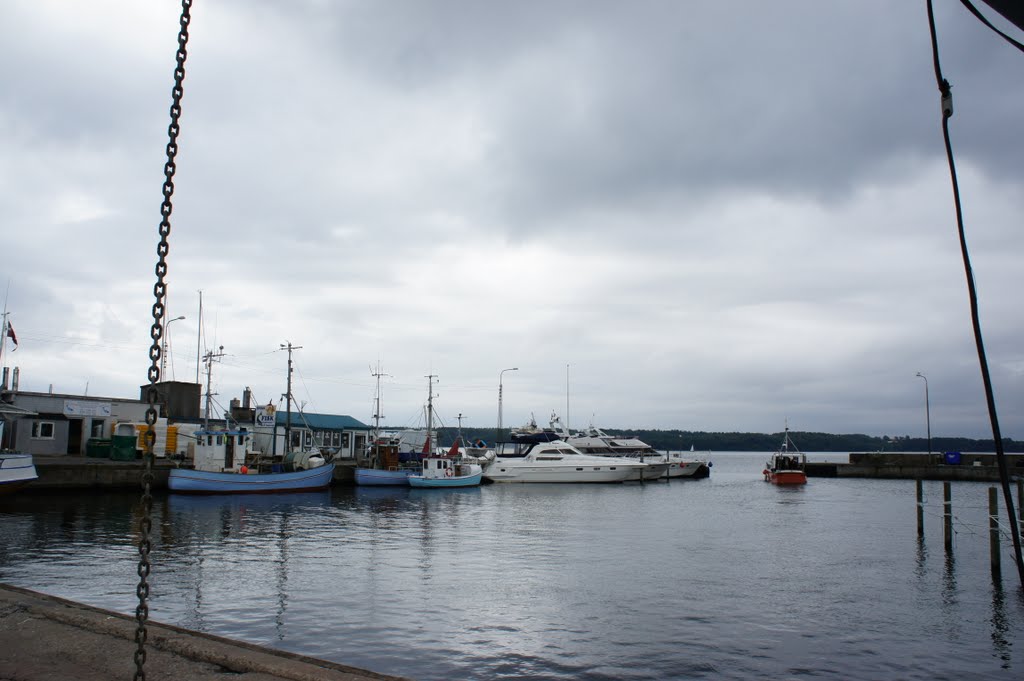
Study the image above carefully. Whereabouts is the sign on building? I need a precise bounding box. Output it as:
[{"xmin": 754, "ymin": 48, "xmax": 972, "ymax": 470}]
[
  {"xmin": 255, "ymin": 403, "xmax": 276, "ymax": 429},
  {"xmin": 64, "ymin": 400, "xmax": 113, "ymax": 417}
]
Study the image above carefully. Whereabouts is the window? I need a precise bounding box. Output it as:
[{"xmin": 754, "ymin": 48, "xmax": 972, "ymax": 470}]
[
  {"xmin": 32, "ymin": 421, "xmax": 56, "ymax": 439},
  {"xmin": 342, "ymin": 432, "xmax": 350, "ymax": 448},
  {"xmin": 90, "ymin": 419, "xmax": 105, "ymax": 438}
]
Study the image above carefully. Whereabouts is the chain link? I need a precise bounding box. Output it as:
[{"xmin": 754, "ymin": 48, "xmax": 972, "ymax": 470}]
[{"xmin": 135, "ymin": 2, "xmax": 192, "ymax": 679}]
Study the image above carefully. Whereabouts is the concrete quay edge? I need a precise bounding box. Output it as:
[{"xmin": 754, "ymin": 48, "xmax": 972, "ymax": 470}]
[{"xmin": 0, "ymin": 583, "xmax": 410, "ymax": 681}]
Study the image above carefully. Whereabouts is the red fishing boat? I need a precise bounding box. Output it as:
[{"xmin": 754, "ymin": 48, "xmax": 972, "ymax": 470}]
[{"xmin": 763, "ymin": 425, "xmax": 807, "ymax": 485}]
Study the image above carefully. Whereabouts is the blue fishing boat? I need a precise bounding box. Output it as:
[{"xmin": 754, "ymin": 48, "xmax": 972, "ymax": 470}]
[{"xmin": 168, "ymin": 427, "xmax": 334, "ymax": 494}]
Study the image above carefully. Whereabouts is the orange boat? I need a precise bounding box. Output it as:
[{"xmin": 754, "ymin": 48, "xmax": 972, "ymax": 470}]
[{"xmin": 763, "ymin": 425, "xmax": 807, "ymax": 485}]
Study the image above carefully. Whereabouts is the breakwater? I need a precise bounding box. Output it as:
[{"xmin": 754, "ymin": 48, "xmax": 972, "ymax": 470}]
[{"xmin": 807, "ymin": 451, "xmax": 1024, "ymax": 481}]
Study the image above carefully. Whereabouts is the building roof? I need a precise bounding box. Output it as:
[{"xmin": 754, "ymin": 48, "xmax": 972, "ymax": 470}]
[{"xmin": 275, "ymin": 411, "xmax": 369, "ymax": 430}]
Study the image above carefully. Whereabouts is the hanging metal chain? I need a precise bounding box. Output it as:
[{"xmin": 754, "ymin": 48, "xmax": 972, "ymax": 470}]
[{"xmin": 135, "ymin": 2, "xmax": 193, "ymax": 679}]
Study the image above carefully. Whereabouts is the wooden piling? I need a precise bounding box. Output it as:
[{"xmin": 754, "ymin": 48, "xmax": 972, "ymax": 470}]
[
  {"xmin": 1018, "ymin": 479, "xmax": 1023, "ymax": 525},
  {"xmin": 989, "ymin": 487, "xmax": 1001, "ymax": 578},
  {"xmin": 916, "ymin": 480, "xmax": 924, "ymax": 537},
  {"xmin": 943, "ymin": 482, "xmax": 953, "ymax": 551}
]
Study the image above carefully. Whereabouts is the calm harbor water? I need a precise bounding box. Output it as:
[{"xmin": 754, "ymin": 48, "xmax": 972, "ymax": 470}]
[{"xmin": 2, "ymin": 452, "xmax": 1022, "ymax": 680}]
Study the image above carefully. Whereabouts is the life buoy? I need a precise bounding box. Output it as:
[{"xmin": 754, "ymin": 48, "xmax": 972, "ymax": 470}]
[
  {"xmin": 445, "ymin": 469, "xmax": 453, "ymax": 477},
  {"xmin": 475, "ymin": 439, "xmax": 486, "ymax": 448}
]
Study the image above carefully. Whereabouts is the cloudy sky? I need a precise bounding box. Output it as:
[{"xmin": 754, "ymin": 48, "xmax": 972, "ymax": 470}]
[{"xmin": 2, "ymin": 1, "xmax": 1022, "ymax": 439}]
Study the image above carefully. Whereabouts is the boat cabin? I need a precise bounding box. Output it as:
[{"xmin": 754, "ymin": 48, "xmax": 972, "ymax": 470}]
[
  {"xmin": 418, "ymin": 456, "xmax": 475, "ymax": 480},
  {"xmin": 193, "ymin": 428, "xmax": 254, "ymax": 473}
]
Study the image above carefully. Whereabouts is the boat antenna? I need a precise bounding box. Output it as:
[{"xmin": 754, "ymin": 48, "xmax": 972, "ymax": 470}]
[
  {"xmin": 202, "ymin": 345, "xmax": 224, "ymax": 428},
  {"xmin": 280, "ymin": 342, "xmax": 302, "ymax": 452}
]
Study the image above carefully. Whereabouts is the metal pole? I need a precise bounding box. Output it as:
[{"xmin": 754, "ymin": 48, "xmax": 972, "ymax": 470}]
[
  {"xmin": 498, "ymin": 367, "xmax": 518, "ymax": 434},
  {"xmin": 916, "ymin": 372, "xmax": 932, "ymax": 458},
  {"xmin": 990, "ymin": 487, "xmax": 1001, "ymax": 579},
  {"xmin": 161, "ymin": 315, "xmax": 185, "ymax": 380},
  {"xmin": 195, "ymin": 289, "xmax": 203, "ymax": 384}
]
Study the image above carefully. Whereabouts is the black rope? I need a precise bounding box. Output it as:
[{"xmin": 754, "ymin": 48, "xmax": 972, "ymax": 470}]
[
  {"xmin": 959, "ymin": 0, "xmax": 1024, "ymax": 54},
  {"xmin": 925, "ymin": 0, "xmax": 1024, "ymax": 588}
]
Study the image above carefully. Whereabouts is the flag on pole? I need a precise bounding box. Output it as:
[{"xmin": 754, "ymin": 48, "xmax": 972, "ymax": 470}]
[{"xmin": 5, "ymin": 323, "xmax": 16, "ymax": 350}]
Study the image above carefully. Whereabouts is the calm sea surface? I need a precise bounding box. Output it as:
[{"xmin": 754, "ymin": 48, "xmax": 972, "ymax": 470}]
[{"xmin": 2, "ymin": 452, "xmax": 1023, "ymax": 680}]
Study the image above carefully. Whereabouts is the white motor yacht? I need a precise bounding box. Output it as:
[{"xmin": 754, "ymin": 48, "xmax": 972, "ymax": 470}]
[
  {"xmin": 564, "ymin": 426, "xmax": 671, "ymax": 481},
  {"xmin": 482, "ymin": 439, "xmax": 645, "ymax": 483}
]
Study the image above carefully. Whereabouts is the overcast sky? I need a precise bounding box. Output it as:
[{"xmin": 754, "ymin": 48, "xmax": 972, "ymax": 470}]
[{"xmin": 2, "ymin": 1, "xmax": 1022, "ymax": 439}]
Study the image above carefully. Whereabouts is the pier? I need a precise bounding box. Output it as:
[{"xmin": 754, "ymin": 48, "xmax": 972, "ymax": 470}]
[
  {"xmin": 24, "ymin": 455, "xmax": 359, "ymax": 490},
  {"xmin": 806, "ymin": 452, "xmax": 1024, "ymax": 482},
  {"xmin": 0, "ymin": 583, "xmax": 406, "ymax": 681}
]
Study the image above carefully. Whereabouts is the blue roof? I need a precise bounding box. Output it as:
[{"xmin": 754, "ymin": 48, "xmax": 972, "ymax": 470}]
[{"xmin": 274, "ymin": 411, "xmax": 369, "ymax": 430}]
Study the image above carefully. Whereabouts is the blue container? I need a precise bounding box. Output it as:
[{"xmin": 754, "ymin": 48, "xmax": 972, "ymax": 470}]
[
  {"xmin": 943, "ymin": 451, "xmax": 962, "ymax": 465},
  {"xmin": 271, "ymin": 464, "xmax": 283, "ymax": 473}
]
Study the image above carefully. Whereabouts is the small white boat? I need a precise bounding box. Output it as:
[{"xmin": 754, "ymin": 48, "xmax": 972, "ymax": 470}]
[
  {"xmin": 664, "ymin": 450, "xmax": 712, "ymax": 479},
  {"xmin": 409, "ymin": 446, "xmax": 483, "ymax": 488},
  {"xmin": 0, "ymin": 453, "xmax": 38, "ymax": 495},
  {"xmin": 483, "ymin": 439, "xmax": 645, "ymax": 483}
]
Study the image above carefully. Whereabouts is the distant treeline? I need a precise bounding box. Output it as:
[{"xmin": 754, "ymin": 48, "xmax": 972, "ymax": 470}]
[{"xmin": 434, "ymin": 426, "xmax": 1020, "ymax": 453}]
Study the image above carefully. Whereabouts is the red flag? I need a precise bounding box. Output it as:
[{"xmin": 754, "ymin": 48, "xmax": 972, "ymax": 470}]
[
  {"xmin": 6, "ymin": 323, "xmax": 16, "ymax": 350},
  {"xmin": 422, "ymin": 436, "xmax": 431, "ymax": 454},
  {"xmin": 447, "ymin": 437, "xmax": 461, "ymax": 458}
]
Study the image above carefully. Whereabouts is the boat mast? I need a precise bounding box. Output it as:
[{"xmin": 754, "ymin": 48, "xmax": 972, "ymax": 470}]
[
  {"xmin": 202, "ymin": 345, "xmax": 224, "ymax": 428},
  {"xmin": 425, "ymin": 373, "xmax": 437, "ymax": 455},
  {"xmin": 281, "ymin": 342, "xmax": 302, "ymax": 452},
  {"xmin": 371, "ymin": 361, "xmax": 389, "ymax": 444}
]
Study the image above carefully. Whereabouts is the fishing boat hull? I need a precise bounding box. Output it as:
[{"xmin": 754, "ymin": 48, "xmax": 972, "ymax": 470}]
[
  {"xmin": 168, "ymin": 463, "xmax": 335, "ymax": 494},
  {"xmin": 666, "ymin": 459, "xmax": 711, "ymax": 479},
  {"xmin": 409, "ymin": 471, "xmax": 482, "ymax": 488},
  {"xmin": 765, "ymin": 469, "xmax": 807, "ymax": 485},
  {"xmin": 627, "ymin": 462, "xmax": 671, "ymax": 481},
  {"xmin": 354, "ymin": 467, "xmax": 414, "ymax": 486},
  {"xmin": 0, "ymin": 453, "xmax": 38, "ymax": 495}
]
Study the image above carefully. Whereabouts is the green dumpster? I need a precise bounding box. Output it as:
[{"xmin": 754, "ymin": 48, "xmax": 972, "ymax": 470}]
[
  {"xmin": 111, "ymin": 435, "xmax": 137, "ymax": 461},
  {"xmin": 86, "ymin": 438, "xmax": 112, "ymax": 458}
]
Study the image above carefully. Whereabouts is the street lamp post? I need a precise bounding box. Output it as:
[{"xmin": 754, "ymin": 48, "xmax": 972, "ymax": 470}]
[
  {"xmin": 498, "ymin": 367, "xmax": 519, "ymax": 435},
  {"xmin": 916, "ymin": 372, "xmax": 932, "ymax": 457},
  {"xmin": 161, "ymin": 315, "xmax": 186, "ymax": 380}
]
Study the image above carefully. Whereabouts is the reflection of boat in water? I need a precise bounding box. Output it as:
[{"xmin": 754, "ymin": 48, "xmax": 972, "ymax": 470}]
[
  {"xmin": 0, "ymin": 453, "xmax": 38, "ymax": 495},
  {"xmin": 763, "ymin": 426, "xmax": 807, "ymax": 485}
]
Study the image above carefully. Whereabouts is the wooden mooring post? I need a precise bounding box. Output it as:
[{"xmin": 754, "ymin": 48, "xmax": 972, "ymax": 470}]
[
  {"xmin": 989, "ymin": 487, "xmax": 1001, "ymax": 579},
  {"xmin": 1018, "ymin": 479, "xmax": 1023, "ymax": 525},
  {"xmin": 943, "ymin": 482, "xmax": 953, "ymax": 552},
  {"xmin": 916, "ymin": 480, "xmax": 924, "ymax": 537}
]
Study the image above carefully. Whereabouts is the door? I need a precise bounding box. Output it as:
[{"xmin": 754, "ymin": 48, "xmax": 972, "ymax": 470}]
[{"xmin": 67, "ymin": 419, "xmax": 83, "ymax": 455}]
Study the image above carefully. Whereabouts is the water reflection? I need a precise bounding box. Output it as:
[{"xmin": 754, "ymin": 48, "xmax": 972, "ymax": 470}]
[
  {"xmin": 990, "ymin": 577, "xmax": 1011, "ymax": 668},
  {"xmin": 158, "ymin": 491, "xmax": 332, "ymax": 641}
]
